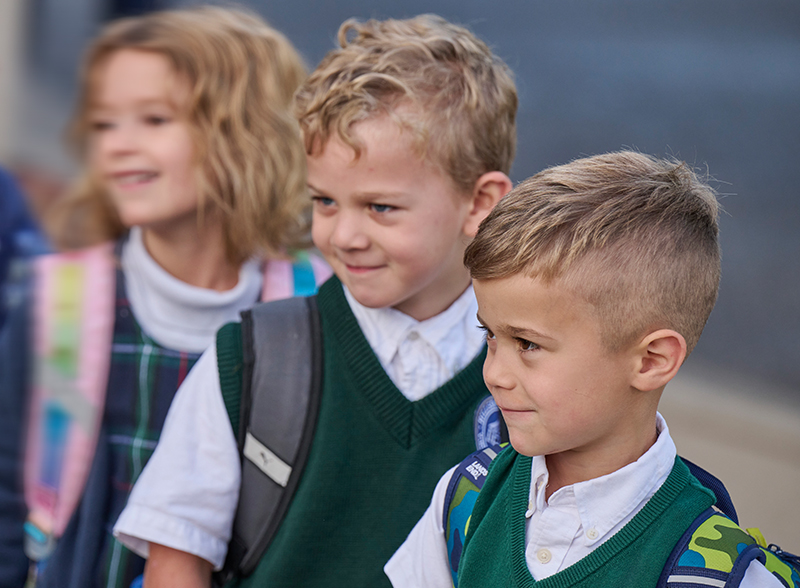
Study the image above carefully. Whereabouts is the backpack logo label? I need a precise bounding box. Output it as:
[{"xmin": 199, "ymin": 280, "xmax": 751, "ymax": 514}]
[
  {"xmin": 474, "ymin": 396, "xmax": 501, "ymax": 450},
  {"xmin": 466, "ymin": 461, "xmax": 488, "ymax": 480}
]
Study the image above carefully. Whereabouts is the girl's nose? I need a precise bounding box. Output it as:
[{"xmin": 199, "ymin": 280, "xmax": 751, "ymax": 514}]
[{"xmin": 99, "ymin": 122, "xmax": 140, "ymax": 157}]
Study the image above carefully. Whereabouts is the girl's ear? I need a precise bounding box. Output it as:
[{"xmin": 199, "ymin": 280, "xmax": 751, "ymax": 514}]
[
  {"xmin": 630, "ymin": 329, "xmax": 687, "ymax": 392},
  {"xmin": 462, "ymin": 171, "xmax": 512, "ymax": 238}
]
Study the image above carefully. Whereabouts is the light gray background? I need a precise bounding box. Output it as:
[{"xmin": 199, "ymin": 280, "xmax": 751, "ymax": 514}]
[{"xmin": 18, "ymin": 0, "xmax": 800, "ymax": 399}]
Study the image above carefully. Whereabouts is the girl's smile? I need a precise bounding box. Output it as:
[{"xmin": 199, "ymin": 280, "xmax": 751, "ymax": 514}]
[{"xmin": 89, "ymin": 49, "xmax": 200, "ymax": 233}]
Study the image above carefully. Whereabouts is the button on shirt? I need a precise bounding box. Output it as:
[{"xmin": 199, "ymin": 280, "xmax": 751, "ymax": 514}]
[{"xmin": 345, "ymin": 284, "xmax": 485, "ymax": 401}]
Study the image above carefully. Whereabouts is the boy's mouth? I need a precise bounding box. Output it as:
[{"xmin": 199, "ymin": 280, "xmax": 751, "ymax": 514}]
[
  {"xmin": 343, "ymin": 263, "xmax": 383, "ymax": 274},
  {"xmin": 497, "ymin": 404, "xmax": 534, "ymax": 416}
]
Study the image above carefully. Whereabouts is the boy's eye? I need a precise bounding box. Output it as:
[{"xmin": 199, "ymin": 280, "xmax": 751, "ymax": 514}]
[
  {"xmin": 517, "ymin": 338, "xmax": 539, "ymax": 352},
  {"xmin": 312, "ymin": 195, "xmax": 335, "ymax": 207},
  {"xmin": 369, "ymin": 203, "xmax": 395, "ymax": 213},
  {"xmin": 478, "ymin": 325, "xmax": 496, "ymax": 341}
]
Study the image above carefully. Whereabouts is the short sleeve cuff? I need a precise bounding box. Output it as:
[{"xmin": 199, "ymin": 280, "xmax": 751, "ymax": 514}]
[{"xmin": 113, "ymin": 503, "xmax": 228, "ymax": 570}]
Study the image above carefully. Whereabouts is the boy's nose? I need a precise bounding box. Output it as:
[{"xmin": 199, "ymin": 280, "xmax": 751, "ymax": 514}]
[
  {"xmin": 483, "ymin": 347, "xmax": 515, "ymax": 392},
  {"xmin": 330, "ymin": 214, "xmax": 370, "ymax": 251}
]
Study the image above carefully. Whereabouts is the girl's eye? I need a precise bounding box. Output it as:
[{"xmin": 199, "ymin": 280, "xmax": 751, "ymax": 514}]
[
  {"xmin": 369, "ymin": 203, "xmax": 395, "ymax": 213},
  {"xmin": 517, "ymin": 338, "xmax": 539, "ymax": 352},
  {"xmin": 144, "ymin": 115, "xmax": 170, "ymax": 126},
  {"xmin": 90, "ymin": 120, "xmax": 114, "ymax": 131}
]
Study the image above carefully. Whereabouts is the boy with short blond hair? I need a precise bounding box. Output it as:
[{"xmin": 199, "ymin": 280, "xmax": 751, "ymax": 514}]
[
  {"xmin": 113, "ymin": 14, "xmax": 517, "ymax": 588},
  {"xmin": 386, "ymin": 151, "xmax": 783, "ymax": 587}
]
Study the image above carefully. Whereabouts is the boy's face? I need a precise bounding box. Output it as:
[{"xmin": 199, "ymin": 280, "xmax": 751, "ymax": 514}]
[
  {"xmin": 474, "ymin": 274, "xmax": 646, "ymax": 465},
  {"xmin": 308, "ymin": 116, "xmax": 476, "ymax": 321}
]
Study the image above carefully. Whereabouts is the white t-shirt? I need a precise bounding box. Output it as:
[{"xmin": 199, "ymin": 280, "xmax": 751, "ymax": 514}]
[
  {"xmin": 122, "ymin": 226, "xmax": 263, "ymax": 353},
  {"xmin": 384, "ymin": 414, "xmax": 782, "ymax": 588},
  {"xmin": 113, "ymin": 283, "xmax": 486, "ymax": 569}
]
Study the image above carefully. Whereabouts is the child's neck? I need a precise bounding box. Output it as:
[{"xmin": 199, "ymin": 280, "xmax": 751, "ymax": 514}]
[
  {"xmin": 543, "ymin": 422, "xmax": 658, "ymax": 502},
  {"xmin": 140, "ymin": 219, "xmax": 240, "ymax": 291},
  {"xmin": 392, "ymin": 272, "xmax": 472, "ymax": 322}
]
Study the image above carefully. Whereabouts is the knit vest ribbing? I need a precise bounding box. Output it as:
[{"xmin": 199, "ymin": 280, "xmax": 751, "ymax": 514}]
[
  {"xmin": 459, "ymin": 450, "xmax": 715, "ymax": 588},
  {"xmin": 232, "ymin": 278, "xmax": 490, "ymax": 588}
]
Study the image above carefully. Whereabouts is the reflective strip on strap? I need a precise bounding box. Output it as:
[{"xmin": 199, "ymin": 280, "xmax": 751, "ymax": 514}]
[
  {"xmin": 243, "ymin": 432, "xmax": 292, "ymax": 487},
  {"xmin": 668, "ymin": 575, "xmax": 726, "ymax": 587}
]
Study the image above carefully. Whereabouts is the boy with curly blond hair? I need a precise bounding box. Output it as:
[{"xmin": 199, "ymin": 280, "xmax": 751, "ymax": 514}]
[{"xmin": 114, "ymin": 14, "xmax": 517, "ymax": 588}]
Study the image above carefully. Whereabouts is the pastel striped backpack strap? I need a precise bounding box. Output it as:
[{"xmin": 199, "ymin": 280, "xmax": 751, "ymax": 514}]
[
  {"xmin": 23, "ymin": 242, "xmax": 117, "ymax": 561},
  {"xmin": 261, "ymin": 251, "xmax": 332, "ymax": 301}
]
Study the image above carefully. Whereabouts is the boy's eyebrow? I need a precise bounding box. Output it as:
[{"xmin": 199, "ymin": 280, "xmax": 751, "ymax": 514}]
[
  {"xmin": 306, "ymin": 184, "xmax": 408, "ymax": 202},
  {"xmin": 306, "ymin": 182, "xmax": 324, "ymax": 195},
  {"xmin": 476, "ymin": 313, "xmax": 555, "ymax": 341}
]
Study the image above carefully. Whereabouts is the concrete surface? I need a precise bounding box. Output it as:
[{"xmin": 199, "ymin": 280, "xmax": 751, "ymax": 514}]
[{"xmin": 661, "ymin": 363, "xmax": 800, "ymax": 549}]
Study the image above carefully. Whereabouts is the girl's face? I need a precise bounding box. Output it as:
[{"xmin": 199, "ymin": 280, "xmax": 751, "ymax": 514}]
[{"xmin": 88, "ymin": 49, "xmax": 200, "ymax": 232}]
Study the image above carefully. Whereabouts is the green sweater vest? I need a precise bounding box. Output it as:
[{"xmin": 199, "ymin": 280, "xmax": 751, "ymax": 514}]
[
  {"xmin": 459, "ymin": 449, "xmax": 715, "ymax": 588},
  {"xmin": 232, "ymin": 278, "xmax": 490, "ymax": 588}
]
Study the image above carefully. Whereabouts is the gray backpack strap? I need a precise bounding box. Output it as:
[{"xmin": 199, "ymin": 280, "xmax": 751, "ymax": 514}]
[{"xmin": 215, "ymin": 295, "xmax": 323, "ymax": 584}]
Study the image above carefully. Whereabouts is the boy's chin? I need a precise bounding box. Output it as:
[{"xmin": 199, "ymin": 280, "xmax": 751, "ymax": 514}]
[{"xmin": 506, "ymin": 430, "xmax": 542, "ymax": 458}]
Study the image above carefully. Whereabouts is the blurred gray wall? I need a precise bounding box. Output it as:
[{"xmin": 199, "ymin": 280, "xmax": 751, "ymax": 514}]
[{"xmin": 10, "ymin": 0, "xmax": 800, "ymax": 397}]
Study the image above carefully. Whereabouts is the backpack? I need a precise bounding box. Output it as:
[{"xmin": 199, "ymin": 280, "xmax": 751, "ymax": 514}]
[
  {"xmin": 444, "ymin": 446, "xmax": 800, "ymax": 588},
  {"xmin": 214, "ymin": 301, "xmax": 508, "ymax": 585},
  {"xmin": 22, "ymin": 244, "xmax": 328, "ymax": 563},
  {"xmin": 213, "ymin": 295, "xmax": 323, "ymax": 586}
]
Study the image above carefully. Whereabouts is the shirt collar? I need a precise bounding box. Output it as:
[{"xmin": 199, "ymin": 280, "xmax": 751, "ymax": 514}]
[
  {"xmin": 527, "ymin": 413, "xmax": 676, "ymax": 546},
  {"xmin": 343, "ymin": 283, "xmax": 481, "ymax": 368}
]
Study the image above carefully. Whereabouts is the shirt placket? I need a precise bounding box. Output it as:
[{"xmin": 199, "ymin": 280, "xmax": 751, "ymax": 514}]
[{"xmin": 525, "ymin": 494, "xmax": 581, "ymax": 580}]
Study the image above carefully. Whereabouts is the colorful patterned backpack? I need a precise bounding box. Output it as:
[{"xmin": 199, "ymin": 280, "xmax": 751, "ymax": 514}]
[{"xmin": 444, "ymin": 446, "xmax": 800, "ymax": 588}]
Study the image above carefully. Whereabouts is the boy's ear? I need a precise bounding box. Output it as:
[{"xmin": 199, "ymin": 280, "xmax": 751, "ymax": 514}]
[
  {"xmin": 630, "ymin": 329, "xmax": 687, "ymax": 392},
  {"xmin": 462, "ymin": 171, "xmax": 513, "ymax": 237}
]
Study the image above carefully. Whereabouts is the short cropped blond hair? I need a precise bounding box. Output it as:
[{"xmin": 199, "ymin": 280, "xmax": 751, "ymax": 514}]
[
  {"xmin": 465, "ymin": 151, "xmax": 721, "ymax": 354},
  {"xmin": 52, "ymin": 6, "xmax": 308, "ymax": 262},
  {"xmin": 294, "ymin": 14, "xmax": 517, "ymax": 193}
]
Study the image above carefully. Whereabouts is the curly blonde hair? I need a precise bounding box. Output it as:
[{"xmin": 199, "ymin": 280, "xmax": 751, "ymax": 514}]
[
  {"xmin": 294, "ymin": 14, "xmax": 517, "ymax": 194},
  {"xmin": 51, "ymin": 6, "xmax": 308, "ymax": 262},
  {"xmin": 465, "ymin": 151, "xmax": 721, "ymax": 355}
]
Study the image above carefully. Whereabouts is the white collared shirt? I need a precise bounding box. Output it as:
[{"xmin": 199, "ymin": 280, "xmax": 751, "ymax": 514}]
[
  {"xmin": 345, "ymin": 284, "xmax": 485, "ymax": 400},
  {"xmin": 385, "ymin": 414, "xmax": 781, "ymax": 588},
  {"xmin": 521, "ymin": 415, "xmax": 675, "ymax": 576}
]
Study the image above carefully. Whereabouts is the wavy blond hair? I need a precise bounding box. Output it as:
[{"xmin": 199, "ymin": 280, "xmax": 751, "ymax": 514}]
[
  {"xmin": 465, "ymin": 151, "xmax": 721, "ymax": 355},
  {"xmin": 51, "ymin": 6, "xmax": 308, "ymax": 262},
  {"xmin": 294, "ymin": 14, "xmax": 517, "ymax": 194}
]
